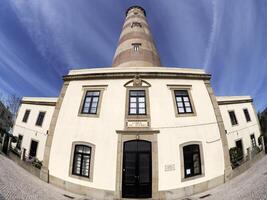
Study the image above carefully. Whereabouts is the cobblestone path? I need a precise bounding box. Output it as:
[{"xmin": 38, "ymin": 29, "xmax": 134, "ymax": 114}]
[
  {"xmin": 190, "ymin": 155, "xmax": 267, "ymax": 200},
  {"xmin": 0, "ymin": 153, "xmax": 81, "ymax": 200}
]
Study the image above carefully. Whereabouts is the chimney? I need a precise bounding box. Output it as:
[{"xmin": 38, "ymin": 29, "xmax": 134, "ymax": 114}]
[{"xmin": 112, "ymin": 6, "xmax": 161, "ymax": 67}]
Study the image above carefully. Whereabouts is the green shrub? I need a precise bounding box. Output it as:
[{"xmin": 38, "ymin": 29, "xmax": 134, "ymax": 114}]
[{"xmin": 229, "ymin": 147, "xmax": 243, "ymax": 167}]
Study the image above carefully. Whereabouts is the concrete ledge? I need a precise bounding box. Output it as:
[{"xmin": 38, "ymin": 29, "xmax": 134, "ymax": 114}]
[
  {"xmin": 9, "ymin": 152, "xmax": 41, "ymax": 178},
  {"xmin": 163, "ymin": 175, "xmax": 224, "ymax": 199},
  {"xmin": 232, "ymin": 151, "xmax": 265, "ymax": 179},
  {"xmin": 49, "ymin": 175, "xmax": 114, "ymax": 200}
]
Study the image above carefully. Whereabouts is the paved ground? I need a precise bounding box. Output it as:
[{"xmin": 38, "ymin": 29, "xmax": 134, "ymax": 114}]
[
  {"xmin": 0, "ymin": 153, "xmax": 82, "ymax": 200},
  {"xmin": 1, "ymin": 153, "xmax": 267, "ymax": 200},
  {"xmin": 190, "ymin": 155, "xmax": 267, "ymax": 200}
]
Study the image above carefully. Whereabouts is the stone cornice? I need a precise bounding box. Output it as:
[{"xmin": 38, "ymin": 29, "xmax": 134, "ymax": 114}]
[
  {"xmin": 217, "ymin": 99, "xmax": 253, "ymax": 105},
  {"xmin": 21, "ymin": 100, "xmax": 57, "ymax": 106},
  {"xmin": 63, "ymin": 71, "xmax": 211, "ymax": 82}
]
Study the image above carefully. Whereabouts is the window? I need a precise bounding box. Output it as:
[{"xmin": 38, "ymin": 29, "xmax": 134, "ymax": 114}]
[
  {"xmin": 243, "ymin": 109, "xmax": 251, "ymax": 122},
  {"xmin": 250, "ymin": 134, "xmax": 256, "ymax": 148},
  {"xmin": 72, "ymin": 145, "xmax": 92, "ymax": 178},
  {"xmin": 22, "ymin": 110, "xmax": 30, "ymax": 123},
  {"xmin": 129, "ymin": 90, "xmax": 146, "ymax": 115},
  {"xmin": 183, "ymin": 144, "xmax": 202, "ymax": 178},
  {"xmin": 131, "ymin": 22, "xmax": 142, "ymax": 28},
  {"xmin": 16, "ymin": 135, "xmax": 23, "ymax": 150},
  {"xmin": 35, "ymin": 112, "xmax": 45, "ymax": 126},
  {"xmin": 229, "ymin": 111, "xmax": 238, "ymax": 126},
  {"xmin": 174, "ymin": 90, "xmax": 193, "ymax": 114},
  {"xmin": 132, "ymin": 43, "xmax": 141, "ymax": 52},
  {"xmin": 81, "ymin": 91, "xmax": 100, "ymax": 114}
]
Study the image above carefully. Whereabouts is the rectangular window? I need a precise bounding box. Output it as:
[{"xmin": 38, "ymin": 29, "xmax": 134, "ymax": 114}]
[
  {"xmin": 81, "ymin": 91, "xmax": 100, "ymax": 114},
  {"xmin": 183, "ymin": 144, "xmax": 201, "ymax": 178},
  {"xmin": 243, "ymin": 109, "xmax": 251, "ymax": 122},
  {"xmin": 129, "ymin": 90, "xmax": 146, "ymax": 115},
  {"xmin": 72, "ymin": 145, "xmax": 91, "ymax": 178},
  {"xmin": 250, "ymin": 134, "xmax": 256, "ymax": 148},
  {"xmin": 174, "ymin": 90, "xmax": 193, "ymax": 114},
  {"xmin": 132, "ymin": 43, "xmax": 141, "ymax": 52},
  {"xmin": 16, "ymin": 135, "xmax": 23, "ymax": 150},
  {"xmin": 35, "ymin": 112, "xmax": 45, "ymax": 126},
  {"xmin": 229, "ymin": 111, "xmax": 238, "ymax": 126},
  {"xmin": 22, "ymin": 110, "xmax": 30, "ymax": 123},
  {"xmin": 131, "ymin": 22, "xmax": 142, "ymax": 28}
]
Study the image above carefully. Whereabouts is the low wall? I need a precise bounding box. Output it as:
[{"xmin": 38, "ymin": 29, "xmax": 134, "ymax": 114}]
[
  {"xmin": 9, "ymin": 152, "xmax": 41, "ymax": 178},
  {"xmin": 232, "ymin": 151, "xmax": 265, "ymax": 179}
]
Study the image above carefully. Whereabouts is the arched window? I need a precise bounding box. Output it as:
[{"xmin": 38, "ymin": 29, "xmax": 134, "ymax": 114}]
[
  {"xmin": 183, "ymin": 144, "xmax": 202, "ymax": 178},
  {"xmin": 72, "ymin": 145, "xmax": 91, "ymax": 178}
]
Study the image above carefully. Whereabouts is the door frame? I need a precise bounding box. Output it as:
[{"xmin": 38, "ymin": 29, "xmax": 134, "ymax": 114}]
[
  {"xmin": 115, "ymin": 130, "xmax": 160, "ymax": 199},
  {"xmin": 122, "ymin": 140, "xmax": 152, "ymax": 198},
  {"xmin": 29, "ymin": 139, "xmax": 39, "ymax": 158}
]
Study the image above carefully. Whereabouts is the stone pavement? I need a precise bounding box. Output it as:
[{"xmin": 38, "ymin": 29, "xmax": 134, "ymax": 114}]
[
  {"xmin": 1, "ymin": 152, "xmax": 267, "ymax": 200},
  {"xmin": 0, "ymin": 153, "xmax": 83, "ymax": 200},
  {"xmin": 189, "ymin": 155, "xmax": 267, "ymax": 200}
]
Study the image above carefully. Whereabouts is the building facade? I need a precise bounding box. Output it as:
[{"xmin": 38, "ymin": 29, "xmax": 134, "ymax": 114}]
[
  {"xmin": 217, "ymin": 96, "xmax": 262, "ymax": 160},
  {"xmin": 12, "ymin": 97, "xmax": 57, "ymax": 161},
  {"xmin": 11, "ymin": 6, "xmax": 262, "ymax": 200}
]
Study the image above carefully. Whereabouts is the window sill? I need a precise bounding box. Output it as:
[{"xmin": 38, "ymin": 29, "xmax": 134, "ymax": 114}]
[
  {"xmin": 175, "ymin": 113, "xmax": 196, "ymax": 118},
  {"xmin": 181, "ymin": 173, "xmax": 205, "ymax": 182},
  {"xmin": 231, "ymin": 124, "xmax": 239, "ymax": 127},
  {"xmin": 78, "ymin": 113, "xmax": 100, "ymax": 118},
  {"xmin": 69, "ymin": 174, "xmax": 93, "ymax": 182}
]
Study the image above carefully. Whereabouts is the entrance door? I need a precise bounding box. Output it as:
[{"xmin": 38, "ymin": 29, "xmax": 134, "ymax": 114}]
[
  {"xmin": 2, "ymin": 134, "xmax": 9, "ymax": 154},
  {"xmin": 235, "ymin": 140, "xmax": 244, "ymax": 160},
  {"xmin": 29, "ymin": 140, "xmax": 38, "ymax": 158},
  {"xmin": 122, "ymin": 140, "xmax": 152, "ymax": 198}
]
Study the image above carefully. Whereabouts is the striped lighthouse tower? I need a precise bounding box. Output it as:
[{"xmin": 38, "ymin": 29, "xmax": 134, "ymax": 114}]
[{"xmin": 112, "ymin": 6, "xmax": 161, "ymax": 67}]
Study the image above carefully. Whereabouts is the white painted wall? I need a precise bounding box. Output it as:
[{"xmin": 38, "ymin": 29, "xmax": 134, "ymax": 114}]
[
  {"xmin": 218, "ymin": 100, "xmax": 261, "ymax": 156},
  {"xmin": 12, "ymin": 101, "xmax": 56, "ymax": 161},
  {"xmin": 49, "ymin": 68, "xmax": 225, "ymax": 191}
]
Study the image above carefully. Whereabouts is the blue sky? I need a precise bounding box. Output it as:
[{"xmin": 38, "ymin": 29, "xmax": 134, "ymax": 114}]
[{"xmin": 0, "ymin": 0, "xmax": 266, "ymax": 111}]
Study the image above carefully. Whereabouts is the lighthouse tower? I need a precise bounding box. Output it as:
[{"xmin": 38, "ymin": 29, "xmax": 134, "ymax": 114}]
[{"xmin": 112, "ymin": 6, "xmax": 161, "ymax": 67}]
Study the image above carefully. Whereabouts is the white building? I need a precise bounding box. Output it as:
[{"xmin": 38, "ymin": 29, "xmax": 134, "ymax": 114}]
[
  {"xmin": 217, "ymin": 96, "xmax": 261, "ymax": 159},
  {"xmin": 11, "ymin": 6, "xmax": 262, "ymax": 200},
  {"xmin": 12, "ymin": 97, "xmax": 57, "ymax": 161}
]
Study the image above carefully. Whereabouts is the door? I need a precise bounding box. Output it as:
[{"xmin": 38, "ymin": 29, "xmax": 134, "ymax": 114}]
[
  {"xmin": 235, "ymin": 140, "xmax": 243, "ymax": 160},
  {"xmin": 29, "ymin": 140, "xmax": 38, "ymax": 158},
  {"xmin": 2, "ymin": 134, "xmax": 9, "ymax": 154},
  {"xmin": 122, "ymin": 140, "xmax": 152, "ymax": 198}
]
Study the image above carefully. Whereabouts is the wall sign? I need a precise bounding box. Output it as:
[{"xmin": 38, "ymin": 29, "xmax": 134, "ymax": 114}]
[
  {"xmin": 164, "ymin": 164, "xmax": 175, "ymax": 172},
  {"xmin": 127, "ymin": 121, "xmax": 149, "ymax": 128}
]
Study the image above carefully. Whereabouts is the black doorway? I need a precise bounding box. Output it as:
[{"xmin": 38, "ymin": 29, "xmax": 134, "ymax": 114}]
[
  {"xmin": 2, "ymin": 134, "xmax": 9, "ymax": 154},
  {"xmin": 29, "ymin": 140, "xmax": 38, "ymax": 158},
  {"xmin": 122, "ymin": 140, "xmax": 152, "ymax": 198},
  {"xmin": 235, "ymin": 139, "xmax": 244, "ymax": 160}
]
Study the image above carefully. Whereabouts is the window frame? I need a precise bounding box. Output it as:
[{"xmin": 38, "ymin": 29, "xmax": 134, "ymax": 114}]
[
  {"xmin": 243, "ymin": 108, "xmax": 251, "ymax": 122},
  {"xmin": 22, "ymin": 109, "xmax": 31, "ymax": 123},
  {"xmin": 132, "ymin": 43, "xmax": 141, "ymax": 52},
  {"xmin": 228, "ymin": 110, "xmax": 238, "ymax": 126},
  {"xmin": 125, "ymin": 86, "xmax": 150, "ymax": 120},
  {"xmin": 131, "ymin": 22, "xmax": 142, "ymax": 28},
  {"xmin": 35, "ymin": 111, "xmax": 46, "ymax": 127},
  {"xmin": 250, "ymin": 134, "xmax": 257, "ymax": 148},
  {"xmin": 128, "ymin": 90, "xmax": 147, "ymax": 115},
  {"xmin": 78, "ymin": 85, "xmax": 107, "ymax": 118},
  {"xmin": 69, "ymin": 141, "xmax": 95, "ymax": 182},
  {"xmin": 168, "ymin": 85, "xmax": 196, "ymax": 117},
  {"xmin": 179, "ymin": 141, "xmax": 205, "ymax": 181}
]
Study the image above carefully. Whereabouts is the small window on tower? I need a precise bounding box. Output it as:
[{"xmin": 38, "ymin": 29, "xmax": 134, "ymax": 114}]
[
  {"xmin": 132, "ymin": 43, "xmax": 141, "ymax": 52},
  {"xmin": 131, "ymin": 22, "xmax": 142, "ymax": 28}
]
